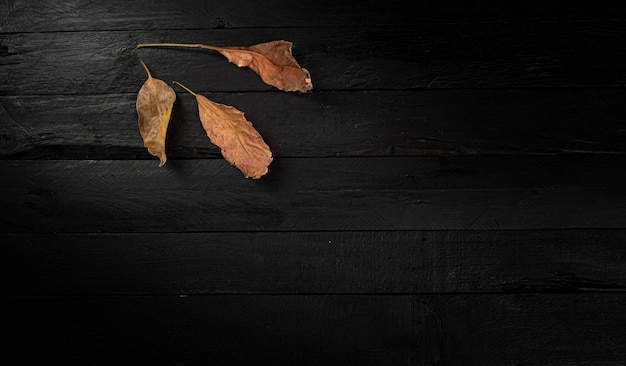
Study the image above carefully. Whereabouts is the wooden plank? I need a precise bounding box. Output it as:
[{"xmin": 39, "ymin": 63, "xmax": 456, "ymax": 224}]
[
  {"xmin": 2, "ymin": 22, "xmax": 626, "ymax": 94},
  {"xmin": 0, "ymin": 158, "xmax": 625, "ymax": 233},
  {"xmin": 2, "ymin": 230, "xmax": 624, "ymax": 295},
  {"xmin": 2, "ymin": 186, "xmax": 624, "ymax": 232},
  {"xmin": 3, "ymin": 0, "xmax": 626, "ymax": 33},
  {"xmin": 2, "ymin": 89, "xmax": 626, "ymax": 159},
  {"xmin": 3, "ymin": 294, "xmax": 626, "ymax": 365},
  {"xmin": 2, "ymin": 155, "xmax": 624, "ymax": 192}
]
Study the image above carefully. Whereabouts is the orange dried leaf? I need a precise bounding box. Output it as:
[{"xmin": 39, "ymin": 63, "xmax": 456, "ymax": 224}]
[
  {"xmin": 174, "ymin": 82, "xmax": 272, "ymax": 179},
  {"xmin": 211, "ymin": 40, "xmax": 312, "ymax": 92},
  {"xmin": 136, "ymin": 61, "xmax": 176, "ymax": 166},
  {"xmin": 137, "ymin": 41, "xmax": 313, "ymax": 92}
]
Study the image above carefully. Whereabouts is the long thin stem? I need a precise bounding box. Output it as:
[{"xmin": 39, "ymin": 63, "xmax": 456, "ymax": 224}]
[
  {"xmin": 172, "ymin": 81, "xmax": 197, "ymax": 96},
  {"xmin": 136, "ymin": 43, "xmax": 261, "ymax": 55},
  {"xmin": 137, "ymin": 43, "xmax": 200, "ymax": 49},
  {"xmin": 136, "ymin": 43, "xmax": 220, "ymax": 51}
]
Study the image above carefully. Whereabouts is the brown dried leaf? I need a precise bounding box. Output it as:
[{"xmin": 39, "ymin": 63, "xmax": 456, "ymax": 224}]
[
  {"xmin": 136, "ymin": 61, "xmax": 176, "ymax": 166},
  {"xmin": 211, "ymin": 40, "xmax": 312, "ymax": 92},
  {"xmin": 175, "ymin": 82, "xmax": 273, "ymax": 179},
  {"xmin": 136, "ymin": 41, "xmax": 313, "ymax": 92}
]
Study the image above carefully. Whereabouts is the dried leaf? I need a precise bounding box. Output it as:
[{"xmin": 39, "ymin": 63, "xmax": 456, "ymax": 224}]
[
  {"xmin": 174, "ymin": 82, "xmax": 273, "ymax": 179},
  {"xmin": 210, "ymin": 41, "xmax": 312, "ymax": 92},
  {"xmin": 137, "ymin": 41, "xmax": 313, "ymax": 92},
  {"xmin": 136, "ymin": 61, "xmax": 176, "ymax": 166}
]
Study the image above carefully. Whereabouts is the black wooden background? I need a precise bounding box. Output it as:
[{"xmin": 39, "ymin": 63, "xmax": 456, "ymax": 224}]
[{"xmin": 1, "ymin": 1, "xmax": 626, "ymax": 364}]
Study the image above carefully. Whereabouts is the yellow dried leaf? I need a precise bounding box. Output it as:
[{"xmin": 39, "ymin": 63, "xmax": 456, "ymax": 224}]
[
  {"xmin": 174, "ymin": 82, "xmax": 272, "ymax": 179},
  {"xmin": 136, "ymin": 60, "xmax": 176, "ymax": 166}
]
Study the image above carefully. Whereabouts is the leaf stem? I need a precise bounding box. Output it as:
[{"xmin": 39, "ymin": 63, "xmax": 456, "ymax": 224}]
[
  {"xmin": 136, "ymin": 43, "xmax": 220, "ymax": 50},
  {"xmin": 137, "ymin": 43, "xmax": 200, "ymax": 49},
  {"xmin": 172, "ymin": 81, "xmax": 222, "ymax": 115},
  {"xmin": 139, "ymin": 60, "xmax": 152, "ymax": 78},
  {"xmin": 172, "ymin": 81, "xmax": 197, "ymax": 96}
]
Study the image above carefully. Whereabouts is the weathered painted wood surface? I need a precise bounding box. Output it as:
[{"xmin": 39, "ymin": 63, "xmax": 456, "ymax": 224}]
[
  {"xmin": 2, "ymin": 90, "xmax": 626, "ymax": 159},
  {"xmin": 1, "ymin": 1, "xmax": 625, "ymax": 364},
  {"xmin": 1, "ymin": 157, "xmax": 624, "ymax": 233},
  {"xmin": 2, "ymin": 22, "xmax": 626, "ymax": 94},
  {"xmin": 2, "ymin": 230, "xmax": 625, "ymax": 295},
  {"xmin": 4, "ymin": 0, "xmax": 626, "ymax": 32},
  {"xmin": 5, "ymin": 294, "xmax": 626, "ymax": 365}
]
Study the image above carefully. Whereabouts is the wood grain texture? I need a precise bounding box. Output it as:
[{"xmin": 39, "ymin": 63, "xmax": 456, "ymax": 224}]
[
  {"xmin": 2, "ymin": 230, "xmax": 624, "ymax": 295},
  {"xmin": 2, "ymin": 89, "xmax": 626, "ymax": 159},
  {"xmin": 3, "ymin": 0, "xmax": 626, "ymax": 33},
  {"xmin": 3, "ymin": 294, "xmax": 626, "ymax": 365},
  {"xmin": 2, "ymin": 2, "xmax": 626, "ymax": 365},
  {"xmin": 1, "ymin": 155, "xmax": 624, "ymax": 192},
  {"xmin": 2, "ymin": 21, "xmax": 626, "ymax": 95},
  {"xmin": 1, "ymin": 158, "xmax": 624, "ymax": 233}
]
